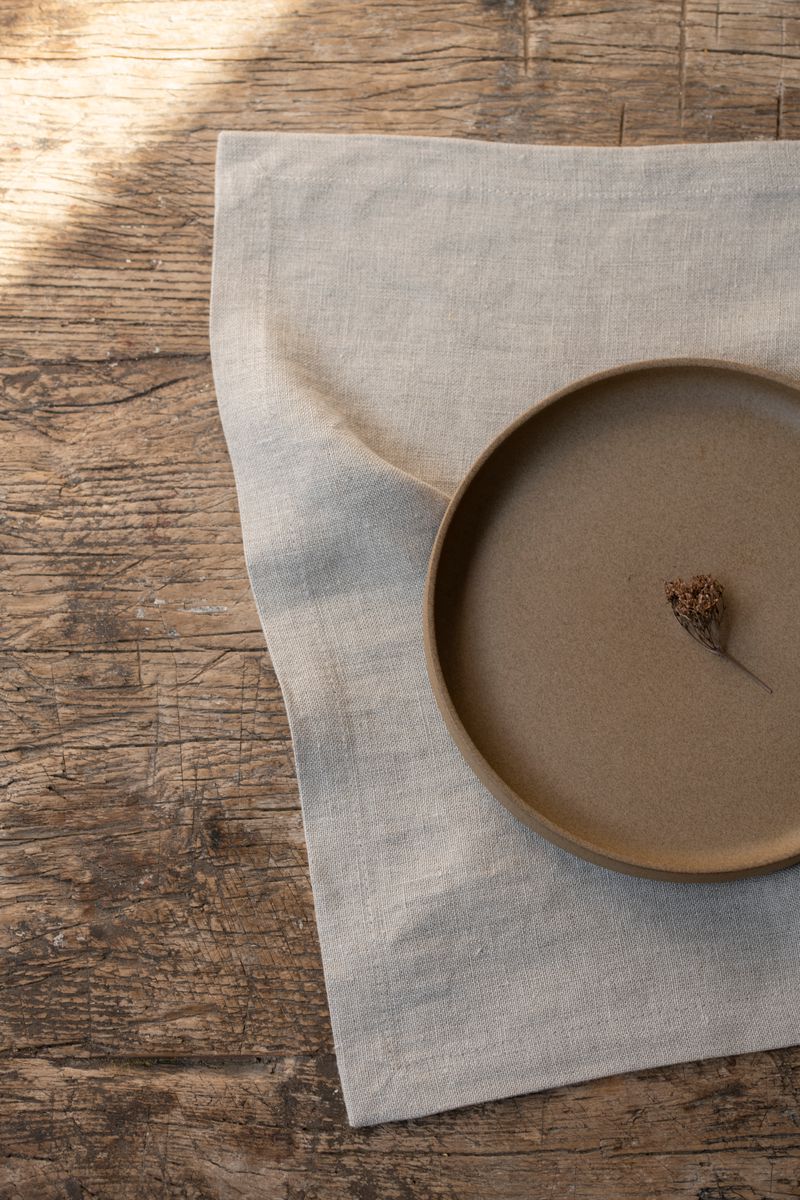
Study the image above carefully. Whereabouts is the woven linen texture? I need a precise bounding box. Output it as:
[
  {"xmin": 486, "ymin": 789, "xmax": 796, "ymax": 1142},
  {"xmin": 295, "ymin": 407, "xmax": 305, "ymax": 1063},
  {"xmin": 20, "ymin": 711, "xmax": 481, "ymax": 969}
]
[{"xmin": 210, "ymin": 132, "xmax": 800, "ymax": 1126}]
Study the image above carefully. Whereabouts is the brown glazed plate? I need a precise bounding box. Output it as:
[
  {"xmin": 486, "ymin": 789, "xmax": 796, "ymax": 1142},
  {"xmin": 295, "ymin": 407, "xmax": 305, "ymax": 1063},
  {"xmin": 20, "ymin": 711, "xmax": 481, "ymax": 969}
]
[{"xmin": 423, "ymin": 359, "xmax": 800, "ymax": 882}]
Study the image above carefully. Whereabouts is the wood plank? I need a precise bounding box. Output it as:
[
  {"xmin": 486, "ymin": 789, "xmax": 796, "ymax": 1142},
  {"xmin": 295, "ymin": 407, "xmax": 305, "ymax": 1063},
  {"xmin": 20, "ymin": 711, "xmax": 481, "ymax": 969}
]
[
  {"xmin": 2, "ymin": 0, "xmax": 800, "ymax": 1195},
  {"xmin": 1, "ymin": 356, "xmax": 260, "ymax": 649},
  {"xmin": 2, "ymin": 1051, "xmax": 800, "ymax": 1199},
  {"xmin": 1, "ymin": 356, "xmax": 325, "ymax": 1060}
]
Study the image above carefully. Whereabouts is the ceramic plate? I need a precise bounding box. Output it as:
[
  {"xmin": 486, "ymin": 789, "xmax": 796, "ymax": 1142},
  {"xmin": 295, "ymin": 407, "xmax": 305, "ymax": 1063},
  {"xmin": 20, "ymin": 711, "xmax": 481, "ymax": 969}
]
[{"xmin": 424, "ymin": 360, "xmax": 800, "ymax": 881}]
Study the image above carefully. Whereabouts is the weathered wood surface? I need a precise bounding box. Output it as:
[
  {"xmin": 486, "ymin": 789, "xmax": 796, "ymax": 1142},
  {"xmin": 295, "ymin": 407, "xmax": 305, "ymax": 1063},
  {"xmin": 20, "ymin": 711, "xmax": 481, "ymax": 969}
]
[{"xmin": 1, "ymin": 2, "xmax": 800, "ymax": 1197}]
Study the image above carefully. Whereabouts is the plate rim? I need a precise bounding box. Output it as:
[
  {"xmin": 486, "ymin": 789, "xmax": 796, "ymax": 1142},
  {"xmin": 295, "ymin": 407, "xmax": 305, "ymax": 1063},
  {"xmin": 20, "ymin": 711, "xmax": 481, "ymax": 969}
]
[{"xmin": 423, "ymin": 356, "xmax": 800, "ymax": 883}]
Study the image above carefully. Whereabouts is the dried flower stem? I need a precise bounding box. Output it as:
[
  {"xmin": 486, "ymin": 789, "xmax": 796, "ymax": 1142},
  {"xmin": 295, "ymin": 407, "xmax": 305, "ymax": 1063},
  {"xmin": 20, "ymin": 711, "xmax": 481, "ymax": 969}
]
[
  {"xmin": 719, "ymin": 650, "xmax": 773, "ymax": 694},
  {"xmin": 664, "ymin": 574, "xmax": 772, "ymax": 695}
]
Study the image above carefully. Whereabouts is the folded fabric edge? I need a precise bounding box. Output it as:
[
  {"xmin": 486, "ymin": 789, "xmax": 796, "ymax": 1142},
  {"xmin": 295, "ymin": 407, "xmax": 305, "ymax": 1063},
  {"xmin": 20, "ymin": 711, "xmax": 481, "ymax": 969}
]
[{"xmin": 346, "ymin": 1021, "xmax": 800, "ymax": 1127}]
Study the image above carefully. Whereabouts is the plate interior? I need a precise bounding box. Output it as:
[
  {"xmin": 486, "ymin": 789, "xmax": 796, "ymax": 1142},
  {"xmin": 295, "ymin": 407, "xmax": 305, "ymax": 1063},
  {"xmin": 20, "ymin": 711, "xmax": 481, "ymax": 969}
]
[{"xmin": 429, "ymin": 364, "xmax": 800, "ymax": 879}]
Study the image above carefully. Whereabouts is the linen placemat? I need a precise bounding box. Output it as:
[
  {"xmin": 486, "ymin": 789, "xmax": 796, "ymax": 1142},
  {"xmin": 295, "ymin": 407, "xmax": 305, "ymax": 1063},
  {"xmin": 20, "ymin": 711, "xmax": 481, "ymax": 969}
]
[{"xmin": 209, "ymin": 131, "xmax": 800, "ymax": 1127}]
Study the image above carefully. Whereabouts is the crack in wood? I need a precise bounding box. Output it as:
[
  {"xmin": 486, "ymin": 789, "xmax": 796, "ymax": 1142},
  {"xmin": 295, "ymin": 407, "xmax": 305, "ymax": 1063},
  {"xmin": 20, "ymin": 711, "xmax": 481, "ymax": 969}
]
[{"xmin": 678, "ymin": 0, "xmax": 689, "ymax": 128}]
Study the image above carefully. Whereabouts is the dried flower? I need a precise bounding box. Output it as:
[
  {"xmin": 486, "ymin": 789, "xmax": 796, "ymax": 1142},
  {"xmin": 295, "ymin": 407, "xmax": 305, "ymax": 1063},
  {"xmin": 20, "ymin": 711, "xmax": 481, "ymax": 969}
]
[{"xmin": 664, "ymin": 574, "xmax": 771, "ymax": 694}]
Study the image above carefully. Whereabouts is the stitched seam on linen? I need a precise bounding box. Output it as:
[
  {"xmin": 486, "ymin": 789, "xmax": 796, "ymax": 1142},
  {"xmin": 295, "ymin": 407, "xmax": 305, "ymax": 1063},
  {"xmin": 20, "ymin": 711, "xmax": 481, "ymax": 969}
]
[
  {"xmin": 253, "ymin": 233, "xmax": 398, "ymax": 1087},
  {"xmin": 256, "ymin": 175, "xmax": 800, "ymax": 203},
  {"xmin": 292, "ymin": 542, "xmax": 401, "ymax": 1088},
  {"xmin": 353, "ymin": 996, "xmax": 773, "ymax": 1072}
]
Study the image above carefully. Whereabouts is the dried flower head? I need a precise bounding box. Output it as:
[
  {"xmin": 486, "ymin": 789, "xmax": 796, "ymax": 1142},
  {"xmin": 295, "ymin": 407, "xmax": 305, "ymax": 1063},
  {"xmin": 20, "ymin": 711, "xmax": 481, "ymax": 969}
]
[
  {"xmin": 664, "ymin": 574, "xmax": 725, "ymax": 653},
  {"xmin": 664, "ymin": 573, "xmax": 771, "ymax": 694}
]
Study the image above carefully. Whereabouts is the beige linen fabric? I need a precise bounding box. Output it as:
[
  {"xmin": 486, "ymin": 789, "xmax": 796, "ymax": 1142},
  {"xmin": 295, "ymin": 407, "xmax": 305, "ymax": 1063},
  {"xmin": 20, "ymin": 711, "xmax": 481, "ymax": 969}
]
[{"xmin": 209, "ymin": 132, "xmax": 800, "ymax": 1127}]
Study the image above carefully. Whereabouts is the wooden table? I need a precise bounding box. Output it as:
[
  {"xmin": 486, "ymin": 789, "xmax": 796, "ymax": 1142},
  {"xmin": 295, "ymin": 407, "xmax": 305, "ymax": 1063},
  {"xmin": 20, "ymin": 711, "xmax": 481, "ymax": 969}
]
[{"xmin": 2, "ymin": 3, "xmax": 800, "ymax": 1197}]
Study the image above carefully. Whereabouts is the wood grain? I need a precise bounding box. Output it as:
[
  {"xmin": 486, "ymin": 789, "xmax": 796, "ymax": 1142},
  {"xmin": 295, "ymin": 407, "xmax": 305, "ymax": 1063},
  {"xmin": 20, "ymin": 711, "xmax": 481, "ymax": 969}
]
[
  {"xmin": 2, "ymin": 1, "xmax": 799, "ymax": 1197},
  {"xmin": 3, "ymin": 1051, "xmax": 800, "ymax": 1200}
]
